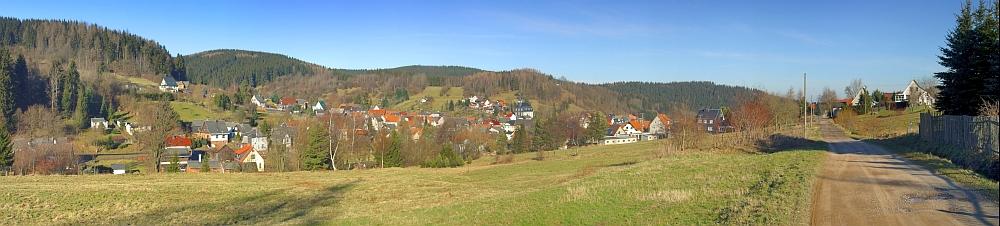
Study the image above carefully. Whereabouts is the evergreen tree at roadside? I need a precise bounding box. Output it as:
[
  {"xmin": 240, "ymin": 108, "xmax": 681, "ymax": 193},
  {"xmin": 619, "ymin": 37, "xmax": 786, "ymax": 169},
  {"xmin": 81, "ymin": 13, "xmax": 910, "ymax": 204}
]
[
  {"xmin": 302, "ymin": 123, "xmax": 331, "ymax": 170},
  {"xmin": 936, "ymin": 1, "xmax": 998, "ymax": 115}
]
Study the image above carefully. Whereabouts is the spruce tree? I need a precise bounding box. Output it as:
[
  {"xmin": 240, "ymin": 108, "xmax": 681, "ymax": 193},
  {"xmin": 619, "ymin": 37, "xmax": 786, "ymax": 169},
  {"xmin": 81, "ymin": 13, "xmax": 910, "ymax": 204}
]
[
  {"xmin": 74, "ymin": 86, "xmax": 91, "ymax": 129},
  {"xmin": 936, "ymin": 1, "xmax": 996, "ymax": 115},
  {"xmin": 12, "ymin": 55, "xmax": 28, "ymax": 110},
  {"xmin": 60, "ymin": 62, "xmax": 80, "ymax": 116},
  {"xmin": 302, "ymin": 124, "xmax": 331, "ymax": 170},
  {"xmin": 0, "ymin": 129, "xmax": 12, "ymax": 175},
  {"xmin": 0, "ymin": 51, "xmax": 14, "ymax": 132}
]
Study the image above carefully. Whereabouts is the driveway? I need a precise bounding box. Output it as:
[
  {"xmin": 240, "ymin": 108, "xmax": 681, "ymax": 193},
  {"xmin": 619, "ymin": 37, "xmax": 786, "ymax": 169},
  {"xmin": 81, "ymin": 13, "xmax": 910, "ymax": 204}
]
[{"xmin": 811, "ymin": 119, "xmax": 999, "ymax": 226}]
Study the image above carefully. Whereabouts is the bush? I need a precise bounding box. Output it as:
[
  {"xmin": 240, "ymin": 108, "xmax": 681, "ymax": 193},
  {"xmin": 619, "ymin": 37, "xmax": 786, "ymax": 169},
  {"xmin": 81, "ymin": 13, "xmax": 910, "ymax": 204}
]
[{"xmin": 421, "ymin": 145, "xmax": 464, "ymax": 168}]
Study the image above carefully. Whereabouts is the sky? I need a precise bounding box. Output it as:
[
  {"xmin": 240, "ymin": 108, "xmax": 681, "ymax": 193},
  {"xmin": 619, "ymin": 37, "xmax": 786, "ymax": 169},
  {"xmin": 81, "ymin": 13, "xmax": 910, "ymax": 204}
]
[{"xmin": 2, "ymin": 0, "xmax": 963, "ymax": 99}]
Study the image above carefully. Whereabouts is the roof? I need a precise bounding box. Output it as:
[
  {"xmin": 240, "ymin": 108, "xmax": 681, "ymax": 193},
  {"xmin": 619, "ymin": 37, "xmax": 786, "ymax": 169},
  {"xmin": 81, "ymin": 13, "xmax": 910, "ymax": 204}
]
[
  {"xmin": 110, "ymin": 164, "xmax": 128, "ymax": 170},
  {"xmin": 165, "ymin": 135, "xmax": 192, "ymax": 147},
  {"xmin": 656, "ymin": 114, "xmax": 671, "ymax": 123},
  {"xmin": 697, "ymin": 109, "xmax": 723, "ymax": 120},
  {"xmin": 161, "ymin": 76, "xmax": 178, "ymax": 86},
  {"xmin": 280, "ymin": 97, "xmax": 297, "ymax": 106},
  {"xmin": 384, "ymin": 114, "xmax": 401, "ymax": 123},
  {"xmin": 192, "ymin": 120, "xmax": 230, "ymax": 134},
  {"xmin": 369, "ymin": 109, "xmax": 387, "ymax": 116},
  {"xmin": 628, "ymin": 119, "xmax": 645, "ymax": 131},
  {"xmin": 234, "ymin": 144, "xmax": 254, "ymax": 155}
]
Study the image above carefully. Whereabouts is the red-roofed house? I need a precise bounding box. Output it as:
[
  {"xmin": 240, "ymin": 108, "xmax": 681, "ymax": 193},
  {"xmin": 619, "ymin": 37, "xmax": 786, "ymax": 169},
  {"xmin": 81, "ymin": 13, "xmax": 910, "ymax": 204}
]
[
  {"xmin": 279, "ymin": 97, "xmax": 297, "ymax": 110},
  {"xmin": 649, "ymin": 113, "xmax": 672, "ymax": 137},
  {"xmin": 166, "ymin": 135, "xmax": 192, "ymax": 148},
  {"xmin": 235, "ymin": 145, "xmax": 264, "ymax": 172}
]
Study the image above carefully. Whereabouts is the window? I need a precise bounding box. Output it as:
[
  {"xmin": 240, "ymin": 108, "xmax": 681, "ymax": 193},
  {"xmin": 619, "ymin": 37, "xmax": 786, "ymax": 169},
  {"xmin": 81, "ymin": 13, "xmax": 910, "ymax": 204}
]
[{"xmin": 708, "ymin": 127, "xmax": 714, "ymax": 132}]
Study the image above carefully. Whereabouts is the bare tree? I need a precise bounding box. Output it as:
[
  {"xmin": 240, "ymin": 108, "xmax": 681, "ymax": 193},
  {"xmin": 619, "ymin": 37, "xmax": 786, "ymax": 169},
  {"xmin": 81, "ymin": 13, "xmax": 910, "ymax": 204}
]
[
  {"xmin": 819, "ymin": 87, "xmax": 839, "ymax": 116},
  {"xmin": 916, "ymin": 76, "xmax": 940, "ymax": 99},
  {"xmin": 134, "ymin": 101, "xmax": 180, "ymax": 173},
  {"xmin": 844, "ymin": 78, "xmax": 864, "ymax": 98},
  {"xmin": 15, "ymin": 105, "xmax": 64, "ymax": 138}
]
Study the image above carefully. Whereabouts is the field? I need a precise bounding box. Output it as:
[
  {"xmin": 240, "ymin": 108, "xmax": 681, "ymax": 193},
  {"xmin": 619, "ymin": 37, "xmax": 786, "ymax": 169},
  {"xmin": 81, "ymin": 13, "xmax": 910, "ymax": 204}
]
[
  {"xmin": 0, "ymin": 141, "xmax": 826, "ymax": 225},
  {"xmin": 392, "ymin": 86, "xmax": 465, "ymax": 111},
  {"xmin": 170, "ymin": 101, "xmax": 229, "ymax": 121},
  {"xmin": 834, "ymin": 105, "xmax": 931, "ymax": 138}
]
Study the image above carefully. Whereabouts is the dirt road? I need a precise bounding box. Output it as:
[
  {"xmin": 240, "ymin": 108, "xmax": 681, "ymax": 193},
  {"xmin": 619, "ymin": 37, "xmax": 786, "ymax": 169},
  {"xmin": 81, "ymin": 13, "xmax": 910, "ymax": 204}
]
[{"xmin": 811, "ymin": 119, "xmax": 999, "ymax": 226}]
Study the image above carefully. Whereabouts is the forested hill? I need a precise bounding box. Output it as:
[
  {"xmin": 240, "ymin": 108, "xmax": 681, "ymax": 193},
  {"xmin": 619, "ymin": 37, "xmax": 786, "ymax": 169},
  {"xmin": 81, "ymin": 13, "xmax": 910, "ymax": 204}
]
[
  {"xmin": 335, "ymin": 65, "xmax": 487, "ymax": 77},
  {"xmin": 183, "ymin": 49, "xmax": 329, "ymax": 87},
  {"xmin": 602, "ymin": 81, "xmax": 766, "ymax": 113},
  {"xmin": 0, "ymin": 17, "xmax": 174, "ymax": 77}
]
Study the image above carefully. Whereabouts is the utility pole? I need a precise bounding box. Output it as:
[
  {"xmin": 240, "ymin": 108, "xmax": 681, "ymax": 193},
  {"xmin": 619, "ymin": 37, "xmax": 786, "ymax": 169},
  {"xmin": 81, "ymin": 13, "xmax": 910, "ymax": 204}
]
[{"xmin": 803, "ymin": 73, "xmax": 808, "ymax": 138}]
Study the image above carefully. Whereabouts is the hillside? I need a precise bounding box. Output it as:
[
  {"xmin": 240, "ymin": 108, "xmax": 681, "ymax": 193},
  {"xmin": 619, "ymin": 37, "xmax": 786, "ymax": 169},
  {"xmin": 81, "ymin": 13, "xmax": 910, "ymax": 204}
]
[
  {"xmin": 183, "ymin": 49, "xmax": 329, "ymax": 87},
  {"xmin": 603, "ymin": 81, "xmax": 768, "ymax": 114},
  {"xmin": 0, "ymin": 17, "xmax": 174, "ymax": 78}
]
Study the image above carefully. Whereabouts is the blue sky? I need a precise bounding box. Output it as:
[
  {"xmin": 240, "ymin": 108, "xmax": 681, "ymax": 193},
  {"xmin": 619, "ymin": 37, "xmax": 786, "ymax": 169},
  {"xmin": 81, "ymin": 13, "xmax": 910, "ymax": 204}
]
[{"xmin": 2, "ymin": 0, "xmax": 962, "ymax": 98}]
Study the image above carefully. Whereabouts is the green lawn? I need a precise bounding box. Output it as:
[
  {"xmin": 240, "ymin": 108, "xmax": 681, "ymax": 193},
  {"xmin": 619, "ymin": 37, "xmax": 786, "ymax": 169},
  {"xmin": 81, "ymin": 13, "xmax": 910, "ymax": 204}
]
[
  {"xmin": 392, "ymin": 86, "xmax": 465, "ymax": 111},
  {"xmin": 170, "ymin": 101, "xmax": 227, "ymax": 121},
  {"xmin": 0, "ymin": 141, "xmax": 826, "ymax": 225}
]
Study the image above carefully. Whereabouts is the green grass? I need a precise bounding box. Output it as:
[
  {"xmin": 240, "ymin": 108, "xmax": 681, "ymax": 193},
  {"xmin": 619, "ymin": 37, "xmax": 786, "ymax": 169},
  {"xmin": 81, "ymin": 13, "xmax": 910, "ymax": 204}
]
[
  {"xmin": 170, "ymin": 101, "xmax": 228, "ymax": 121},
  {"xmin": 392, "ymin": 86, "xmax": 465, "ymax": 111},
  {"xmin": 868, "ymin": 135, "xmax": 999, "ymax": 202},
  {"xmin": 835, "ymin": 105, "xmax": 931, "ymax": 138},
  {"xmin": 0, "ymin": 141, "xmax": 826, "ymax": 225}
]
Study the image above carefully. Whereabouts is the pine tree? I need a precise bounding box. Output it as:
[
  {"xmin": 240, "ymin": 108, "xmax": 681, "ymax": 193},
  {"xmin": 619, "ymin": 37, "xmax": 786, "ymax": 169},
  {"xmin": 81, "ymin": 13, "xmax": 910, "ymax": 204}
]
[
  {"xmin": 511, "ymin": 125, "xmax": 530, "ymax": 153},
  {"xmin": 0, "ymin": 129, "xmax": 13, "ymax": 175},
  {"xmin": 936, "ymin": 1, "xmax": 995, "ymax": 115},
  {"xmin": 0, "ymin": 51, "xmax": 14, "ymax": 132},
  {"xmin": 532, "ymin": 119, "xmax": 553, "ymax": 152},
  {"xmin": 302, "ymin": 124, "xmax": 331, "ymax": 170},
  {"xmin": 74, "ymin": 86, "xmax": 92, "ymax": 129},
  {"xmin": 586, "ymin": 113, "xmax": 609, "ymax": 145},
  {"xmin": 381, "ymin": 131, "xmax": 403, "ymax": 167},
  {"xmin": 12, "ymin": 55, "xmax": 28, "ymax": 110},
  {"xmin": 60, "ymin": 62, "xmax": 80, "ymax": 116}
]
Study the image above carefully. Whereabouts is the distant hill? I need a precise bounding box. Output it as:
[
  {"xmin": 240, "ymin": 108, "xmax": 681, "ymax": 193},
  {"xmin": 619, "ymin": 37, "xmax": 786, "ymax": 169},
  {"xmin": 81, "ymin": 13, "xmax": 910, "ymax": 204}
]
[
  {"xmin": 0, "ymin": 17, "xmax": 174, "ymax": 78},
  {"xmin": 602, "ymin": 81, "xmax": 767, "ymax": 114},
  {"xmin": 335, "ymin": 65, "xmax": 487, "ymax": 78},
  {"xmin": 183, "ymin": 49, "xmax": 329, "ymax": 87}
]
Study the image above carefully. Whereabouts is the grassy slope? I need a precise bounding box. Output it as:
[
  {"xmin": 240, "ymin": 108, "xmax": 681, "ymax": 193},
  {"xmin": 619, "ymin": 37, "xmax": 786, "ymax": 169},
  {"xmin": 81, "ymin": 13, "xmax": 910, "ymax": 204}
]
[
  {"xmin": 836, "ymin": 106, "xmax": 929, "ymax": 138},
  {"xmin": 392, "ymin": 86, "xmax": 465, "ymax": 111},
  {"xmin": 170, "ymin": 101, "xmax": 230, "ymax": 122},
  {"xmin": 0, "ymin": 141, "xmax": 825, "ymax": 225}
]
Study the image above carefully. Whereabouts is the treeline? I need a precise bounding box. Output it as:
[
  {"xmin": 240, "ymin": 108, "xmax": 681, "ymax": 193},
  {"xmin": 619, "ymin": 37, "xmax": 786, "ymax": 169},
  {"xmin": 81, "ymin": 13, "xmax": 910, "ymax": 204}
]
[
  {"xmin": 935, "ymin": 0, "xmax": 999, "ymax": 116},
  {"xmin": 602, "ymin": 81, "xmax": 766, "ymax": 114},
  {"xmin": 0, "ymin": 17, "xmax": 173, "ymax": 77},
  {"xmin": 183, "ymin": 49, "xmax": 323, "ymax": 87}
]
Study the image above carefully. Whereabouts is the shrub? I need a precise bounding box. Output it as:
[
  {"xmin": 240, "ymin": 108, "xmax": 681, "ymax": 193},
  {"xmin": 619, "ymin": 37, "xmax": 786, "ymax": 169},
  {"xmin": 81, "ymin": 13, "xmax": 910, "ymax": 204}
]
[{"xmin": 421, "ymin": 145, "xmax": 464, "ymax": 168}]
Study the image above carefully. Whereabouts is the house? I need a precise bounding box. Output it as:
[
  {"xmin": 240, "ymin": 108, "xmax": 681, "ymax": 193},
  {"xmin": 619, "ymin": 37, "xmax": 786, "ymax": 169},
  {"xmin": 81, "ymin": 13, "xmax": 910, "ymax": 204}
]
[
  {"xmin": 235, "ymin": 145, "xmax": 265, "ymax": 172},
  {"xmin": 159, "ymin": 76, "xmax": 179, "ymax": 92},
  {"xmin": 313, "ymin": 100, "xmax": 327, "ymax": 114},
  {"xmin": 191, "ymin": 120, "xmax": 233, "ymax": 147},
  {"xmin": 602, "ymin": 136, "xmax": 638, "ymax": 145},
  {"xmin": 159, "ymin": 146, "xmax": 193, "ymax": 171},
  {"xmin": 648, "ymin": 113, "xmax": 671, "ymax": 137},
  {"xmin": 272, "ymin": 125, "xmax": 294, "ymax": 148},
  {"xmin": 513, "ymin": 99, "xmax": 534, "ymax": 119},
  {"xmin": 90, "ymin": 118, "xmax": 109, "ymax": 130},
  {"xmin": 111, "ymin": 164, "xmax": 128, "ymax": 175},
  {"xmin": 165, "ymin": 135, "xmax": 193, "ymax": 148},
  {"xmin": 696, "ymin": 108, "xmax": 731, "ymax": 133},
  {"xmin": 251, "ymin": 95, "xmax": 267, "ymax": 109},
  {"xmin": 895, "ymin": 80, "xmax": 936, "ymax": 106},
  {"xmin": 279, "ymin": 97, "xmax": 297, "ymax": 110}
]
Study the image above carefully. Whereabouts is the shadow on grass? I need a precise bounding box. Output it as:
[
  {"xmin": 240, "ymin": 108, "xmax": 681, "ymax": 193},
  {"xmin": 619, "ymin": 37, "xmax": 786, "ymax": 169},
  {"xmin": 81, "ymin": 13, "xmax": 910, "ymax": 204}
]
[
  {"xmin": 865, "ymin": 134, "xmax": 998, "ymax": 181},
  {"xmin": 70, "ymin": 180, "xmax": 358, "ymax": 225},
  {"xmin": 755, "ymin": 134, "xmax": 828, "ymax": 153}
]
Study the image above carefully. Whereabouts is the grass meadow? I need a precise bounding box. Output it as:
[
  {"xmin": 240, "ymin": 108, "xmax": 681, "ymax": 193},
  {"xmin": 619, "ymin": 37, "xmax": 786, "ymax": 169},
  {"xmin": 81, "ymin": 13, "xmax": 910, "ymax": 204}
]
[{"xmin": 1, "ymin": 140, "xmax": 826, "ymax": 225}]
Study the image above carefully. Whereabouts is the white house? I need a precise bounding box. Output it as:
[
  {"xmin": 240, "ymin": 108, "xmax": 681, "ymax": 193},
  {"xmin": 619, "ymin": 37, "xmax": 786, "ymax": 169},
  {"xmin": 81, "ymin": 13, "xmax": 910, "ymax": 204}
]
[
  {"xmin": 235, "ymin": 145, "xmax": 265, "ymax": 172},
  {"xmin": 896, "ymin": 80, "xmax": 936, "ymax": 106},
  {"xmin": 850, "ymin": 86, "xmax": 869, "ymax": 106},
  {"xmin": 159, "ymin": 76, "xmax": 179, "ymax": 93},
  {"xmin": 648, "ymin": 114, "xmax": 671, "ymax": 137},
  {"xmin": 251, "ymin": 95, "xmax": 267, "ymax": 109},
  {"xmin": 90, "ymin": 118, "xmax": 109, "ymax": 130},
  {"xmin": 513, "ymin": 100, "xmax": 534, "ymax": 119},
  {"xmin": 312, "ymin": 101, "xmax": 327, "ymax": 113},
  {"xmin": 251, "ymin": 136, "xmax": 268, "ymax": 151}
]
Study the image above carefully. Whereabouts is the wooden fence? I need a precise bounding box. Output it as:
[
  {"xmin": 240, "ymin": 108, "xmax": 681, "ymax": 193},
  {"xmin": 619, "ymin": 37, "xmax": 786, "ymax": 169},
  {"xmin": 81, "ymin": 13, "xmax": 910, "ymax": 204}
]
[{"xmin": 919, "ymin": 113, "xmax": 999, "ymax": 178}]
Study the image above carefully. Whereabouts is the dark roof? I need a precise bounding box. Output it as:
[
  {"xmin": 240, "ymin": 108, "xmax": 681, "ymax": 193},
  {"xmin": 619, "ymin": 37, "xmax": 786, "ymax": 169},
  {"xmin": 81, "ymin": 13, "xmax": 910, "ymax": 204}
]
[
  {"xmin": 192, "ymin": 120, "xmax": 231, "ymax": 134},
  {"xmin": 697, "ymin": 109, "xmax": 723, "ymax": 120},
  {"xmin": 110, "ymin": 164, "xmax": 128, "ymax": 170},
  {"xmin": 161, "ymin": 76, "xmax": 178, "ymax": 86}
]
